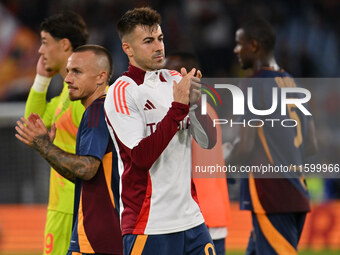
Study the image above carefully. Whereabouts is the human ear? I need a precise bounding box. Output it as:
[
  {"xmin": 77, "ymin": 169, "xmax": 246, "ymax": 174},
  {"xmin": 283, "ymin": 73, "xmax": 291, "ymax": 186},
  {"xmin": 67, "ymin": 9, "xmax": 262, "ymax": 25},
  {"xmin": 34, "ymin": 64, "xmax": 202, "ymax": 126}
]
[
  {"xmin": 61, "ymin": 38, "xmax": 72, "ymax": 52},
  {"xmin": 97, "ymin": 71, "xmax": 107, "ymax": 86},
  {"xmin": 250, "ymin": 40, "xmax": 259, "ymax": 53},
  {"xmin": 122, "ymin": 42, "xmax": 133, "ymax": 57}
]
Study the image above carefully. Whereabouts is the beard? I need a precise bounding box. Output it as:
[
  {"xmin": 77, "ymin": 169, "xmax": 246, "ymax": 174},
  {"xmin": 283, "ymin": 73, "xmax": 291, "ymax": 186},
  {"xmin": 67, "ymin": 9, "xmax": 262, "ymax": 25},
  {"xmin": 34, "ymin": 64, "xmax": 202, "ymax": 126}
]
[
  {"xmin": 151, "ymin": 53, "xmax": 165, "ymax": 69},
  {"xmin": 137, "ymin": 58, "xmax": 164, "ymax": 71}
]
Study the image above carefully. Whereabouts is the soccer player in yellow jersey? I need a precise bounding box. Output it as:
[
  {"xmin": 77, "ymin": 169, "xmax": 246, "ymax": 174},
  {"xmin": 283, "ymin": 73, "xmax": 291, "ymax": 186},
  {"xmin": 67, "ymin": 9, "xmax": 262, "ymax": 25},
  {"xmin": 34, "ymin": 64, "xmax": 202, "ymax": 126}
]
[{"xmin": 24, "ymin": 11, "xmax": 88, "ymax": 255}]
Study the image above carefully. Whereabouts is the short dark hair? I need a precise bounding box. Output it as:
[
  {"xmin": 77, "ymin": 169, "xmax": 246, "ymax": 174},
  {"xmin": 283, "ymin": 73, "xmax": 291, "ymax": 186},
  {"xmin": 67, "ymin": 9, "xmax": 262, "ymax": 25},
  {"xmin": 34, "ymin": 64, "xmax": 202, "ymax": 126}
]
[
  {"xmin": 240, "ymin": 18, "xmax": 276, "ymax": 53},
  {"xmin": 74, "ymin": 44, "xmax": 113, "ymax": 83},
  {"xmin": 117, "ymin": 7, "xmax": 161, "ymax": 40},
  {"xmin": 40, "ymin": 11, "xmax": 89, "ymax": 50}
]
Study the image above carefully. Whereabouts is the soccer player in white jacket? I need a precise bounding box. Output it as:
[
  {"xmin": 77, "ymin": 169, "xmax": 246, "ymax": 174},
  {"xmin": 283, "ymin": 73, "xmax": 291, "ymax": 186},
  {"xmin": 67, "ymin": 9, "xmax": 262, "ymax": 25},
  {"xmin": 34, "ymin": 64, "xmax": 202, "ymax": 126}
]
[{"xmin": 104, "ymin": 7, "xmax": 217, "ymax": 255}]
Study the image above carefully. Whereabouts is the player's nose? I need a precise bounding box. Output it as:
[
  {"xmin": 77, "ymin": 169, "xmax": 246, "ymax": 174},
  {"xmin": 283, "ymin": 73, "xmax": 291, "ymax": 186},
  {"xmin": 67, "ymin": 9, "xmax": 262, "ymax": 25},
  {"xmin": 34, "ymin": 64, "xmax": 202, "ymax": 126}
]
[
  {"xmin": 38, "ymin": 44, "xmax": 44, "ymax": 54},
  {"xmin": 155, "ymin": 40, "xmax": 164, "ymax": 52},
  {"xmin": 64, "ymin": 73, "xmax": 72, "ymax": 84}
]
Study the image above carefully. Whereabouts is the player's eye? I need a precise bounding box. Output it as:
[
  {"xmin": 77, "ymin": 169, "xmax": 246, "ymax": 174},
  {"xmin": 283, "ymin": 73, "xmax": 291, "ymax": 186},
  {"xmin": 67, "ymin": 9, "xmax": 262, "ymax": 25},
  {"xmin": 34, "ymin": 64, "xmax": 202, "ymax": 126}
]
[{"xmin": 72, "ymin": 69, "xmax": 81, "ymax": 74}]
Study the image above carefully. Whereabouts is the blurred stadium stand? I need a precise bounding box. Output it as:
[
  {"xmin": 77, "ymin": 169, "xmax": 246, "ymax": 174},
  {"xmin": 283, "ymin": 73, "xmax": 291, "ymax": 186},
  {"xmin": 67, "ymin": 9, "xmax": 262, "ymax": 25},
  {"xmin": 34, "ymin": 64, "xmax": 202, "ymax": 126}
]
[
  {"xmin": 0, "ymin": 102, "xmax": 49, "ymax": 204},
  {"xmin": 1, "ymin": 0, "xmax": 340, "ymax": 101},
  {"xmin": 0, "ymin": 0, "xmax": 340, "ymax": 253}
]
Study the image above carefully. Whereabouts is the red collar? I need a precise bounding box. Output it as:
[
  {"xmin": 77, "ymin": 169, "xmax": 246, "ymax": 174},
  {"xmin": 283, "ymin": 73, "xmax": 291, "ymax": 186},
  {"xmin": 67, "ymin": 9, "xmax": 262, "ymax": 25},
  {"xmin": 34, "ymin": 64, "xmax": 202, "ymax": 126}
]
[
  {"xmin": 123, "ymin": 64, "xmax": 146, "ymax": 86},
  {"xmin": 123, "ymin": 64, "xmax": 166, "ymax": 85}
]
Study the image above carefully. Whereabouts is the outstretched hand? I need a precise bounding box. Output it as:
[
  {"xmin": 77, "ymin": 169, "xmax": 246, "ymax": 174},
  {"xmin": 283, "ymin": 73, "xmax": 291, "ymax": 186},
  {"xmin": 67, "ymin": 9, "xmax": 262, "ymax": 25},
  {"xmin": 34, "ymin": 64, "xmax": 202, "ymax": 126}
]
[
  {"xmin": 173, "ymin": 68, "xmax": 196, "ymax": 105},
  {"xmin": 190, "ymin": 69, "xmax": 202, "ymax": 105},
  {"xmin": 179, "ymin": 67, "xmax": 202, "ymax": 78},
  {"xmin": 15, "ymin": 113, "xmax": 56, "ymax": 149}
]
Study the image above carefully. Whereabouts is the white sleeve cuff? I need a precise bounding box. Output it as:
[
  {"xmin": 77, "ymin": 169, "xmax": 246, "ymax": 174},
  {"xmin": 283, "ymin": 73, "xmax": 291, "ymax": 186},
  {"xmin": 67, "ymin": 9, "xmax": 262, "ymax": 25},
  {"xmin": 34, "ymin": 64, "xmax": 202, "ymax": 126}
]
[
  {"xmin": 189, "ymin": 110, "xmax": 209, "ymax": 149},
  {"xmin": 189, "ymin": 104, "xmax": 198, "ymax": 112},
  {"xmin": 32, "ymin": 74, "xmax": 52, "ymax": 93}
]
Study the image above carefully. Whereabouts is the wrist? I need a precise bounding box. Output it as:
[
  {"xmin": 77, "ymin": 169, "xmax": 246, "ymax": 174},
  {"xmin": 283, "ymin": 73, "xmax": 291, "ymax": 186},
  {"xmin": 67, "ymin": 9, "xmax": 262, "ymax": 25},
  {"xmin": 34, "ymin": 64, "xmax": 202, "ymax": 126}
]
[
  {"xmin": 169, "ymin": 102, "xmax": 189, "ymax": 123},
  {"xmin": 32, "ymin": 74, "xmax": 51, "ymax": 93},
  {"xmin": 33, "ymin": 134, "xmax": 53, "ymax": 156}
]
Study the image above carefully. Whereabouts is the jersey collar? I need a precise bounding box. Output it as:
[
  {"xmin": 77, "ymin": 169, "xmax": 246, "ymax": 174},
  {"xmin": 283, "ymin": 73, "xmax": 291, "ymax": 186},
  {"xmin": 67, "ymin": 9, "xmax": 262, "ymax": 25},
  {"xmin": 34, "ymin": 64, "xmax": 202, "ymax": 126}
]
[{"xmin": 123, "ymin": 64, "xmax": 165, "ymax": 86}]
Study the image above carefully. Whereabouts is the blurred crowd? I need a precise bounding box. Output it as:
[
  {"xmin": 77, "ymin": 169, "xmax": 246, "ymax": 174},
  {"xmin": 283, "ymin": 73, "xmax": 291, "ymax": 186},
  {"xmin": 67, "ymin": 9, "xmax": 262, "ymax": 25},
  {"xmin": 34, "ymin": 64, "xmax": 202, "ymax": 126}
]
[
  {"xmin": 1, "ymin": 0, "xmax": 340, "ymax": 100},
  {"xmin": 0, "ymin": 0, "xmax": 340, "ymax": 200}
]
